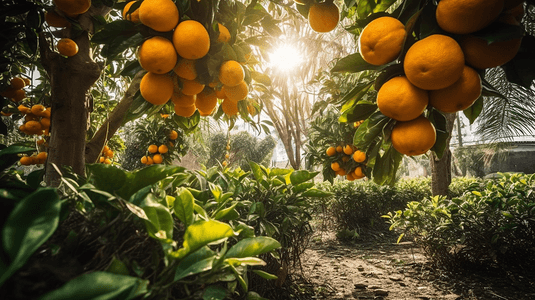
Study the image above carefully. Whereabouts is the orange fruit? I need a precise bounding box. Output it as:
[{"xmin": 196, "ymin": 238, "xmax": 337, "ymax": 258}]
[
  {"xmin": 106, "ymin": 149, "xmax": 114, "ymax": 158},
  {"xmin": 326, "ymin": 146, "xmax": 336, "ymax": 157},
  {"xmin": 308, "ymin": 1, "xmax": 339, "ymax": 33},
  {"xmin": 25, "ymin": 120, "xmax": 43, "ymax": 134},
  {"xmin": 173, "ymin": 58, "xmax": 197, "ymax": 80},
  {"xmin": 403, "ymin": 34, "xmax": 465, "ymax": 90},
  {"xmin": 23, "ymin": 78, "xmax": 30, "ymax": 86},
  {"xmin": 336, "ymin": 168, "xmax": 347, "ymax": 176},
  {"xmin": 460, "ymin": 32, "xmax": 522, "ymax": 70},
  {"xmin": 174, "ymin": 103, "xmax": 196, "ymax": 117},
  {"xmin": 358, "ymin": 16, "xmax": 406, "ymax": 66},
  {"xmin": 221, "ymin": 98, "xmax": 239, "ymax": 116},
  {"xmin": 153, "ymin": 154, "xmax": 163, "ymax": 164},
  {"xmin": 336, "ymin": 145, "xmax": 343, "ymax": 153},
  {"xmin": 195, "ymin": 88, "xmax": 218, "ymax": 114},
  {"xmin": 146, "ymin": 156, "xmax": 154, "ymax": 165},
  {"xmin": 342, "ymin": 155, "xmax": 350, "ymax": 162},
  {"xmin": 215, "ymin": 88, "xmax": 226, "ymax": 99},
  {"xmin": 141, "ymin": 156, "xmax": 148, "ymax": 164},
  {"xmin": 10, "ymin": 77, "xmax": 25, "ymax": 89},
  {"xmin": 43, "ymin": 107, "xmax": 51, "ymax": 118},
  {"xmin": 37, "ymin": 139, "xmax": 45, "ymax": 146},
  {"xmin": 352, "ymin": 150, "xmax": 366, "ymax": 163},
  {"xmin": 31, "ymin": 104, "xmax": 46, "ymax": 116},
  {"xmin": 217, "ymin": 23, "xmax": 231, "ymax": 43},
  {"xmin": 140, "ymin": 72, "xmax": 174, "ymax": 105},
  {"xmin": 25, "ymin": 114, "xmax": 39, "ymax": 122},
  {"xmin": 222, "ymin": 81, "xmax": 248, "ymax": 102},
  {"xmin": 377, "ymin": 76, "xmax": 429, "ymax": 121},
  {"xmin": 36, "ymin": 151, "xmax": 48, "ymax": 164},
  {"xmin": 20, "ymin": 156, "xmax": 33, "ymax": 165},
  {"xmin": 99, "ymin": 156, "xmax": 105, "ymax": 163},
  {"xmin": 504, "ymin": 0, "xmax": 525, "ymax": 10},
  {"xmin": 179, "ymin": 78, "xmax": 205, "ymax": 96},
  {"xmin": 148, "ymin": 144, "xmax": 158, "ymax": 153},
  {"xmin": 222, "ymin": 161, "xmax": 228, "ymax": 167},
  {"xmin": 353, "ymin": 167, "xmax": 365, "ymax": 179},
  {"xmin": 219, "ymin": 60, "xmax": 244, "ymax": 87},
  {"xmin": 436, "ymin": 0, "xmax": 504, "ymax": 34},
  {"xmin": 18, "ymin": 105, "xmax": 31, "ymax": 114},
  {"xmin": 12, "ymin": 89, "xmax": 26, "ymax": 102},
  {"xmin": 391, "ymin": 115, "xmax": 436, "ymax": 156},
  {"xmin": 343, "ymin": 145, "xmax": 354, "ymax": 155},
  {"xmin": 122, "ymin": 1, "xmax": 140, "ymax": 23},
  {"xmin": 429, "ymin": 65, "xmax": 482, "ymax": 113},
  {"xmin": 103, "ymin": 145, "xmax": 110, "ymax": 153},
  {"xmin": 171, "ymin": 91, "xmax": 196, "ymax": 107},
  {"xmin": 57, "ymin": 38, "xmax": 79, "ymax": 57},
  {"xmin": 173, "ymin": 20, "xmax": 210, "ymax": 60},
  {"xmin": 346, "ymin": 172, "xmax": 355, "ymax": 181},
  {"xmin": 169, "ymin": 130, "xmax": 178, "ymax": 140},
  {"xmin": 1, "ymin": 87, "xmax": 18, "ymax": 99},
  {"xmin": 104, "ymin": 158, "xmax": 112, "ymax": 164},
  {"xmin": 139, "ymin": 0, "xmax": 179, "ymax": 32},
  {"xmin": 138, "ymin": 36, "xmax": 177, "ymax": 74},
  {"xmin": 40, "ymin": 117, "xmax": 51, "ymax": 129},
  {"xmin": 45, "ymin": 10, "xmax": 71, "ymax": 27},
  {"xmin": 331, "ymin": 161, "xmax": 341, "ymax": 171},
  {"xmin": 158, "ymin": 144, "xmax": 168, "ymax": 154},
  {"xmin": 53, "ymin": 0, "xmax": 91, "ymax": 15}
]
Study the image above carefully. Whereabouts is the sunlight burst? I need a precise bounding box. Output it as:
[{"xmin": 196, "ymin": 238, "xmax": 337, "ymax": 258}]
[{"xmin": 268, "ymin": 43, "xmax": 303, "ymax": 73}]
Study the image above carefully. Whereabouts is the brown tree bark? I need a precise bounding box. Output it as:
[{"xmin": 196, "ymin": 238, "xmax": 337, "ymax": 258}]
[
  {"xmin": 430, "ymin": 113, "xmax": 457, "ymax": 196},
  {"xmin": 85, "ymin": 71, "xmax": 144, "ymax": 164}
]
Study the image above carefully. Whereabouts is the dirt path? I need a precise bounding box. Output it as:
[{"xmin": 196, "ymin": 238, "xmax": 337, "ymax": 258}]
[{"xmin": 301, "ymin": 231, "xmax": 462, "ymax": 300}]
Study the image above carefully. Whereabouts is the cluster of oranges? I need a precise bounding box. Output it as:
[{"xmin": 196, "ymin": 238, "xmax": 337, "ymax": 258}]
[
  {"xmin": 326, "ymin": 144, "xmax": 367, "ymax": 181},
  {"xmin": 19, "ymin": 151, "xmax": 48, "ymax": 166},
  {"xmin": 296, "ymin": 0, "xmax": 340, "ymax": 33},
  {"xmin": 123, "ymin": 0, "xmax": 252, "ymax": 119},
  {"xmin": 140, "ymin": 143, "xmax": 168, "ymax": 165},
  {"xmin": 358, "ymin": 0, "xmax": 525, "ymax": 157},
  {"xmin": 43, "ymin": 0, "xmax": 87, "ymax": 57},
  {"xmin": 0, "ymin": 77, "xmax": 30, "ymax": 103},
  {"xmin": 98, "ymin": 145, "xmax": 114, "ymax": 164},
  {"xmin": 17, "ymin": 104, "xmax": 51, "ymax": 136},
  {"xmin": 222, "ymin": 141, "xmax": 230, "ymax": 167}
]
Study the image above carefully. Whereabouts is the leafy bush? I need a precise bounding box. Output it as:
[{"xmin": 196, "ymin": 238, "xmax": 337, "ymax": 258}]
[
  {"xmin": 319, "ymin": 177, "xmax": 431, "ymax": 238},
  {"xmin": 386, "ymin": 173, "xmax": 535, "ymax": 275},
  {"xmin": 448, "ymin": 176, "xmax": 484, "ymax": 198}
]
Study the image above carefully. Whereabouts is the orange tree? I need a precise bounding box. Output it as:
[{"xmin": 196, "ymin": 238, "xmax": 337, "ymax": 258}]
[{"xmin": 299, "ymin": 0, "xmax": 535, "ymax": 195}]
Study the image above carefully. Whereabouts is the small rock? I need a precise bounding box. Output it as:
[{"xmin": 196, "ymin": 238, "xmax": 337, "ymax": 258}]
[
  {"xmin": 389, "ymin": 276, "xmax": 402, "ymax": 281},
  {"xmin": 354, "ymin": 283, "xmax": 368, "ymax": 289},
  {"xmin": 398, "ymin": 282, "xmax": 407, "ymax": 287},
  {"xmin": 374, "ymin": 289, "xmax": 389, "ymax": 296},
  {"xmin": 417, "ymin": 296, "xmax": 431, "ymax": 300},
  {"xmin": 368, "ymin": 286, "xmax": 381, "ymax": 289}
]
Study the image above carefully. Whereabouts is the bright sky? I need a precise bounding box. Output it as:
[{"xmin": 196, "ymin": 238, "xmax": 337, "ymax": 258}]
[{"xmin": 268, "ymin": 43, "xmax": 302, "ymax": 73}]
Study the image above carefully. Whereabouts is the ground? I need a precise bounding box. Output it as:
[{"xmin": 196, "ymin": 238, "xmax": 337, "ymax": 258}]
[{"xmin": 295, "ymin": 229, "xmax": 535, "ymax": 300}]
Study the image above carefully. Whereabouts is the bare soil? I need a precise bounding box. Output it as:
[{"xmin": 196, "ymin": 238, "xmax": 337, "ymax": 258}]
[{"xmin": 297, "ymin": 229, "xmax": 535, "ymax": 300}]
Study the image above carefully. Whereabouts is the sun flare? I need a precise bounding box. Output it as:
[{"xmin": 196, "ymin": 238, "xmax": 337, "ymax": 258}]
[{"xmin": 268, "ymin": 43, "xmax": 303, "ymax": 73}]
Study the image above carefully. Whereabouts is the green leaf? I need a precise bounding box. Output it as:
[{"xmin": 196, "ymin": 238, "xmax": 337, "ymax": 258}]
[
  {"xmin": 249, "ymin": 161, "xmax": 266, "ymax": 182},
  {"xmin": 339, "ymin": 100, "xmax": 378, "ymax": 123},
  {"xmin": 289, "ymin": 170, "xmax": 318, "ymax": 185},
  {"xmin": 142, "ymin": 196, "xmax": 174, "ymax": 240},
  {"xmin": 203, "ymin": 285, "xmax": 228, "ymax": 300},
  {"xmin": 331, "ymin": 53, "xmax": 384, "ymax": 73},
  {"xmin": 372, "ymin": 145, "xmax": 403, "ymax": 185},
  {"xmin": 353, "ymin": 111, "xmax": 390, "ymax": 151},
  {"xmin": 357, "ymin": 0, "xmax": 376, "ymax": 19},
  {"xmin": 102, "ymin": 32, "xmax": 145, "ymax": 60},
  {"xmin": 0, "ymin": 145, "xmax": 35, "ymax": 172},
  {"xmin": 175, "ymin": 256, "xmax": 214, "ymax": 281},
  {"xmin": 302, "ymin": 188, "xmax": 332, "ymax": 198},
  {"xmin": 118, "ymin": 165, "xmax": 184, "ymax": 200},
  {"xmin": 463, "ymin": 96, "xmax": 483, "ymax": 124},
  {"xmin": 39, "ymin": 272, "xmax": 148, "ymax": 300},
  {"xmin": 172, "ymin": 220, "xmax": 236, "ymax": 259},
  {"xmin": 1, "ymin": 188, "xmax": 60, "ymax": 287},
  {"xmin": 174, "ymin": 246, "xmax": 216, "ymax": 281},
  {"xmin": 225, "ymin": 257, "xmax": 266, "ymax": 266},
  {"xmin": 501, "ymin": 35, "xmax": 535, "ymax": 89},
  {"xmin": 225, "ymin": 237, "xmax": 281, "ymax": 258},
  {"xmin": 86, "ymin": 164, "xmax": 128, "ymax": 196},
  {"xmin": 106, "ymin": 257, "xmax": 130, "ymax": 276},
  {"xmin": 213, "ymin": 203, "xmax": 239, "ymax": 221},
  {"xmin": 174, "ymin": 187, "xmax": 194, "ymax": 227},
  {"xmin": 252, "ymin": 270, "xmax": 278, "ymax": 280}
]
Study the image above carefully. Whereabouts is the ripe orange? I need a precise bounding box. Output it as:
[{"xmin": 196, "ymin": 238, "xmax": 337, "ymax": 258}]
[
  {"xmin": 429, "ymin": 65, "xmax": 481, "ymax": 113},
  {"xmin": 179, "ymin": 78, "xmax": 205, "ymax": 96},
  {"xmin": 138, "ymin": 36, "xmax": 177, "ymax": 74},
  {"xmin": 140, "ymin": 72, "xmax": 174, "ymax": 105},
  {"xmin": 460, "ymin": 33, "xmax": 522, "ymax": 70},
  {"xmin": 343, "ymin": 145, "xmax": 354, "ymax": 155},
  {"xmin": 171, "ymin": 91, "xmax": 196, "ymax": 107},
  {"xmin": 104, "ymin": 158, "xmax": 112, "ymax": 164},
  {"xmin": 377, "ymin": 76, "xmax": 429, "ymax": 121},
  {"xmin": 20, "ymin": 156, "xmax": 33, "ymax": 165},
  {"xmin": 23, "ymin": 78, "xmax": 30, "ymax": 86},
  {"xmin": 391, "ymin": 115, "xmax": 436, "ymax": 156},
  {"xmin": 25, "ymin": 120, "xmax": 43, "ymax": 134},
  {"xmin": 153, "ymin": 154, "xmax": 163, "ymax": 164},
  {"xmin": 31, "ymin": 104, "xmax": 46, "ymax": 116},
  {"xmin": 195, "ymin": 88, "xmax": 218, "ymax": 114},
  {"xmin": 12, "ymin": 89, "xmax": 26, "ymax": 102},
  {"xmin": 358, "ymin": 17, "xmax": 406, "ymax": 66},
  {"xmin": 217, "ymin": 23, "xmax": 231, "ymax": 43},
  {"xmin": 346, "ymin": 172, "xmax": 355, "ymax": 181},
  {"xmin": 173, "ymin": 58, "xmax": 197, "ymax": 80},
  {"xmin": 352, "ymin": 150, "xmax": 366, "ymax": 163},
  {"xmin": 169, "ymin": 130, "xmax": 178, "ymax": 140},
  {"xmin": 43, "ymin": 107, "xmax": 51, "ymax": 118},
  {"xmin": 219, "ymin": 61, "xmax": 244, "ymax": 87},
  {"xmin": 174, "ymin": 103, "xmax": 196, "ymax": 117},
  {"xmin": 36, "ymin": 151, "xmax": 48, "ymax": 164},
  {"xmin": 100, "ymin": 156, "xmax": 105, "ymax": 163},
  {"xmin": 336, "ymin": 168, "xmax": 347, "ymax": 176},
  {"xmin": 53, "ymin": 0, "xmax": 91, "ymax": 15},
  {"xmin": 148, "ymin": 144, "xmax": 158, "ymax": 153},
  {"xmin": 158, "ymin": 144, "xmax": 168, "ymax": 154},
  {"xmin": 141, "ymin": 156, "xmax": 148, "ymax": 164},
  {"xmin": 25, "ymin": 113, "xmax": 39, "ymax": 122},
  {"xmin": 10, "ymin": 77, "xmax": 25, "ymax": 89},
  {"xmin": 57, "ymin": 38, "xmax": 79, "ymax": 57},
  {"xmin": 146, "ymin": 156, "xmax": 154, "ymax": 165},
  {"xmin": 308, "ymin": 1, "xmax": 339, "ymax": 33},
  {"xmin": 326, "ymin": 146, "xmax": 336, "ymax": 156},
  {"xmin": 105, "ymin": 149, "xmax": 114, "ymax": 158},
  {"xmin": 331, "ymin": 161, "xmax": 341, "ymax": 171},
  {"xmin": 222, "ymin": 161, "xmax": 228, "ymax": 167},
  {"xmin": 403, "ymin": 34, "xmax": 465, "ymax": 90},
  {"xmin": 223, "ymin": 81, "xmax": 248, "ymax": 102},
  {"xmin": 436, "ymin": 0, "xmax": 504, "ymax": 34},
  {"xmin": 139, "ymin": 0, "xmax": 179, "ymax": 32},
  {"xmin": 40, "ymin": 117, "xmax": 51, "ymax": 129},
  {"xmin": 45, "ymin": 10, "xmax": 71, "ymax": 27},
  {"xmin": 173, "ymin": 20, "xmax": 210, "ymax": 60},
  {"xmin": 215, "ymin": 88, "xmax": 226, "ymax": 99},
  {"xmin": 221, "ymin": 98, "xmax": 239, "ymax": 116},
  {"xmin": 353, "ymin": 167, "xmax": 365, "ymax": 179},
  {"xmin": 122, "ymin": 1, "xmax": 140, "ymax": 23}
]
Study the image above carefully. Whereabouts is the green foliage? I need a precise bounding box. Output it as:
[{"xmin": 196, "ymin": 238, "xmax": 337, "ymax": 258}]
[{"xmin": 385, "ymin": 173, "xmax": 535, "ymax": 273}]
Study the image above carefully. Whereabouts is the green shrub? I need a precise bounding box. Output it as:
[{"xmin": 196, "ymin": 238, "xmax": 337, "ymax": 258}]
[
  {"xmin": 386, "ymin": 173, "xmax": 535, "ymax": 274},
  {"xmin": 448, "ymin": 176, "xmax": 484, "ymax": 198}
]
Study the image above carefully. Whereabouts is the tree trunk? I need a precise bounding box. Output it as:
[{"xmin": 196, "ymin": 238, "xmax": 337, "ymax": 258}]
[{"xmin": 430, "ymin": 113, "xmax": 457, "ymax": 196}]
